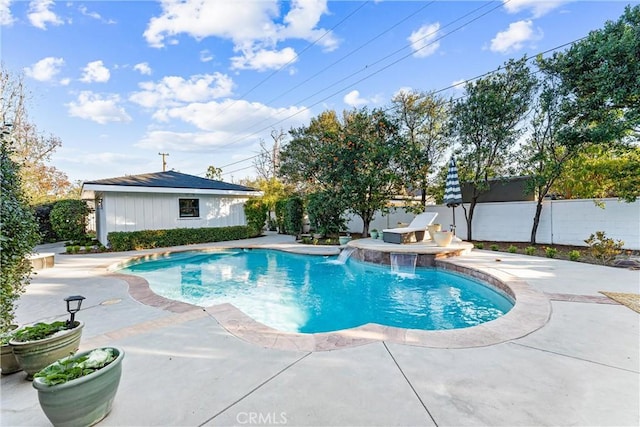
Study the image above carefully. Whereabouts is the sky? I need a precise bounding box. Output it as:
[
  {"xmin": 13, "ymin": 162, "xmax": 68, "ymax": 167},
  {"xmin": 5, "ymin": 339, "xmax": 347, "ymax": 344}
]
[{"xmin": 1, "ymin": 0, "xmax": 635, "ymax": 184}]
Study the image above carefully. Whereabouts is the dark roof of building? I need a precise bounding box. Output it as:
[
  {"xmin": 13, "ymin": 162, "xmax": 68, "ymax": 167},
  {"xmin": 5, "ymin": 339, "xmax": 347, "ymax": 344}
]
[{"xmin": 83, "ymin": 171, "xmax": 258, "ymax": 192}]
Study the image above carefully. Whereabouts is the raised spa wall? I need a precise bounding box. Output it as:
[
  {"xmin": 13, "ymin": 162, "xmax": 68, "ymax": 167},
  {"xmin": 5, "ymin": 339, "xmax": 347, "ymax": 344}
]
[{"xmin": 350, "ymin": 247, "xmax": 469, "ymax": 267}]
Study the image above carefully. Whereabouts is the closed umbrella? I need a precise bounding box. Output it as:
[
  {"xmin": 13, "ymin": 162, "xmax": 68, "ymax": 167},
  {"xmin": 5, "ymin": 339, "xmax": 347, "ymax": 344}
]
[{"xmin": 443, "ymin": 156, "xmax": 463, "ymax": 235}]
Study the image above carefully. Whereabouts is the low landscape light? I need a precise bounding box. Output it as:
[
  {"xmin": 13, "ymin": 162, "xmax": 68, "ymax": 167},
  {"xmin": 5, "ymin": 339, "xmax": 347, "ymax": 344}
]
[{"xmin": 64, "ymin": 295, "xmax": 86, "ymax": 326}]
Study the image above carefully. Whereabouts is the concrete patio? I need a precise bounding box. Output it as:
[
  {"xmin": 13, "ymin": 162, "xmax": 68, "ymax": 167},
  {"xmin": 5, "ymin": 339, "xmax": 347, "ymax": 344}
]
[{"xmin": 1, "ymin": 234, "xmax": 638, "ymax": 426}]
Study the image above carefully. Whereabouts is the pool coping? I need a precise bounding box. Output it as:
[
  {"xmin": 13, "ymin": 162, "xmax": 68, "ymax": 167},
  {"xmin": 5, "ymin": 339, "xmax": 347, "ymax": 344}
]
[{"xmin": 107, "ymin": 246, "xmax": 551, "ymax": 351}]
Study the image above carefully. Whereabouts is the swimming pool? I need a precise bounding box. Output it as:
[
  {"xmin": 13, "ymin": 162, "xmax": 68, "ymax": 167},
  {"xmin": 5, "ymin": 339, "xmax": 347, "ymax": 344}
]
[{"xmin": 119, "ymin": 249, "xmax": 513, "ymax": 333}]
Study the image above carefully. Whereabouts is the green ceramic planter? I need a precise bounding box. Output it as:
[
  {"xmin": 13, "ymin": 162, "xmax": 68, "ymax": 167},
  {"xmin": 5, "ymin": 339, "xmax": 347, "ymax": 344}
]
[
  {"xmin": 1, "ymin": 324, "xmax": 21, "ymax": 375},
  {"xmin": 33, "ymin": 347, "xmax": 124, "ymax": 427},
  {"xmin": 10, "ymin": 321, "xmax": 84, "ymax": 380}
]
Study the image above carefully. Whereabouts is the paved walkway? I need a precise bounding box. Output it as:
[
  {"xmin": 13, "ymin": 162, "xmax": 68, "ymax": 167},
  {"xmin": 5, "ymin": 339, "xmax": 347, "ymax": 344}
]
[{"xmin": 1, "ymin": 235, "xmax": 639, "ymax": 426}]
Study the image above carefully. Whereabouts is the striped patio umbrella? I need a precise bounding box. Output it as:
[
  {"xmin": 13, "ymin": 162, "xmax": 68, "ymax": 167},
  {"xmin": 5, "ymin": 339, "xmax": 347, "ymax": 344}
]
[{"xmin": 443, "ymin": 156, "xmax": 463, "ymax": 233}]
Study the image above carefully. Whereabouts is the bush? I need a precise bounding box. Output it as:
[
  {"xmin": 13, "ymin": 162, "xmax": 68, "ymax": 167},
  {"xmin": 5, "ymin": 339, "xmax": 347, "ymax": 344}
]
[
  {"xmin": 306, "ymin": 191, "xmax": 347, "ymax": 237},
  {"xmin": 568, "ymin": 250, "xmax": 581, "ymax": 261},
  {"xmin": 474, "ymin": 242, "xmax": 484, "ymax": 249},
  {"xmin": 584, "ymin": 231, "xmax": 624, "ymax": 265},
  {"xmin": 508, "ymin": 245, "xmax": 517, "ymax": 253},
  {"xmin": 525, "ymin": 246, "xmax": 536, "ymax": 256},
  {"xmin": 1, "ymin": 138, "xmax": 40, "ymax": 333},
  {"xmin": 243, "ymin": 199, "xmax": 268, "ymax": 236},
  {"xmin": 107, "ymin": 226, "xmax": 254, "ymax": 251},
  {"xmin": 490, "ymin": 244, "xmax": 499, "ymax": 251},
  {"xmin": 545, "ymin": 247, "xmax": 558, "ymax": 258},
  {"xmin": 33, "ymin": 203, "xmax": 56, "ymax": 242},
  {"xmin": 50, "ymin": 199, "xmax": 89, "ymax": 241},
  {"xmin": 284, "ymin": 196, "xmax": 304, "ymax": 236}
]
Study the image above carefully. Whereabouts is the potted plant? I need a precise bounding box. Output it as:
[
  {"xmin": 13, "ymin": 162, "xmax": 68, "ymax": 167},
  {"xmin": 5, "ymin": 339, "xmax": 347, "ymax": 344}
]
[
  {"xmin": 338, "ymin": 233, "xmax": 352, "ymax": 246},
  {"xmin": 369, "ymin": 229, "xmax": 378, "ymax": 239},
  {"xmin": 33, "ymin": 347, "xmax": 125, "ymax": 427},
  {"xmin": 1, "ymin": 325, "xmax": 21, "ymax": 375},
  {"xmin": 427, "ymin": 223, "xmax": 442, "ymax": 239},
  {"xmin": 432, "ymin": 230, "xmax": 454, "ymax": 247},
  {"xmin": 10, "ymin": 320, "xmax": 85, "ymax": 380}
]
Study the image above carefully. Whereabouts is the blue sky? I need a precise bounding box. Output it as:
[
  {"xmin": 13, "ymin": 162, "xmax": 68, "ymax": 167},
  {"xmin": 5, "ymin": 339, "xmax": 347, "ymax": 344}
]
[{"xmin": 1, "ymin": 0, "xmax": 635, "ymax": 183}]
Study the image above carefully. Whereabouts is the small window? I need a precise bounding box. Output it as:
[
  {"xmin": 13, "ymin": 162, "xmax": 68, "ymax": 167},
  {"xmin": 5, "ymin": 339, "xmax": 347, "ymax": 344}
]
[{"xmin": 179, "ymin": 198, "xmax": 200, "ymax": 218}]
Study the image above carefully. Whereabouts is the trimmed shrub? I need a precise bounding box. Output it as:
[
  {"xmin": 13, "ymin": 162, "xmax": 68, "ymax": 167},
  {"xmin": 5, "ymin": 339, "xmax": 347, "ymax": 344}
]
[
  {"xmin": 33, "ymin": 203, "xmax": 56, "ymax": 242},
  {"xmin": 508, "ymin": 245, "xmax": 518, "ymax": 253},
  {"xmin": 306, "ymin": 191, "xmax": 347, "ymax": 237},
  {"xmin": 243, "ymin": 199, "xmax": 268, "ymax": 236},
  {"xmin": 50, "ymin": 199, "xmax": 89, "ymax": 241},
  {"xmin": 490, "ymin": 244, "xmax": 499, "ymax": 251},
  {"xmin": 107, "ymin": 225, "xmax": 254, "ymax": 251},
  {"xmin": 284, "ymin": 196, "xmax": 304, "ymax": 236},
  {"xmin": 525, "ymin": 246, "xmax": 536, "ymax": 256},
  {"xmin": 569, "ymin": 250, "xmax": 581, "ymax": 261},
  {"xmin": 474, "ymin": 242, "xmax": 484, "ymax": 249}
]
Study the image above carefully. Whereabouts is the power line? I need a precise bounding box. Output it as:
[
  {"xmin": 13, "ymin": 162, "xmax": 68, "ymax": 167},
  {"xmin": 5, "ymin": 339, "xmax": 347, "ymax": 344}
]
[
  {"xmin": 213, "ymin": 1, "xmax": 499, "ymax": 151},
  {"xmin": 205, "ymin": 0, "xmax": 505, "ymax": 177},
  {"xmin": 217, "ymin": 35, "xmax": 592, "ymax": 176}
]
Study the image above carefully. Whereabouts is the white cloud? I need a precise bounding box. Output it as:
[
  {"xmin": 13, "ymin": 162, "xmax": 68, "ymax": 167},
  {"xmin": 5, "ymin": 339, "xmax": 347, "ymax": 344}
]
[
  {"xmin": 200, "ymin": 49, "xmax": 214, "ymax": 62},
  {"xmin": 143, "ymin": 0, "xmax": 337, "ymax": 71},
  {"xmin": 133, "ymin": 62, "xmax": 152, "ymax": 75},
  {"xmin": 408, "ymin": 22, "xmax": 441, "ymax": 58},
  {"xmin": 28, "ymin": 0, "xmax": 63, "ymax": 29},
  {"xmin": 503, "ymin": 0, "xmax": 569, "ymax": 18},
  {"xmin": 129, "ymin": 73, "xmax": 234, "ymax": 108},
  {"xmin": 150, "ymin": 98, "xmax": 311, "ymax": 134},
  {"xmin": 67, "ymin": 91, "xmax": 131, "ymax": 124},
  {"xmin": 24, "ymin": 57, "xmax": 65, "ymax": 82},
  {"xmin": 80, "ymin": 60, "xmax": 110, "ymax": 83},
  {"xmin": 0, "ymin": 0, "xmax": 15, "ymax": 26},
  {"xmin": 230, "ymin": 47, "xmax": 297, "ymax": 71},
  {"xmin": 490, "ymin": 20, "xmax": 542, "ymax": 54},
  {"xmin": 343, "ymin": 90, "xmax": 368, "ymax": 107}
]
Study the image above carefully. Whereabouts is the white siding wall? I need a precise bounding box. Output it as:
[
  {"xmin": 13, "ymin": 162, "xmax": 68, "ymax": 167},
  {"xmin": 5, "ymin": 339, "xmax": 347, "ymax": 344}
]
[
  {"xmin": 98, "ymin": 192, "xmax": 249, "ymax": 246},
  {"xmin": 346, "ymin": 198, "xmax": 640, "ymax": 249}
]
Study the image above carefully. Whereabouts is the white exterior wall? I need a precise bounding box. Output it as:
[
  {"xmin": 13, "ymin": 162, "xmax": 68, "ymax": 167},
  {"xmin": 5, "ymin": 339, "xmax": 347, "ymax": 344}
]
[
  {"xmin": 346, "ymin": 198, "xmax": 640, "ymax": 249},
  {"xmin": 95, "ymin": 192, "xmax": 249, "ymax": 246}
]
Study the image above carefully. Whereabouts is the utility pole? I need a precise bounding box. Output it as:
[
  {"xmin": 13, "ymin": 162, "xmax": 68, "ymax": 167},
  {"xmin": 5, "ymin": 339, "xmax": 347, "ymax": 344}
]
[{"xmin": 158, "ymin": 152, "xmax": 169, "ymax": 172}]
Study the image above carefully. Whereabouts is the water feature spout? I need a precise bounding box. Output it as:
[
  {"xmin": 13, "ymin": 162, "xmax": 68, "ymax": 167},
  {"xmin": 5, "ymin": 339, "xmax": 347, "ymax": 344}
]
[
  {"xmin": 390, "ymin": 253, "xmax": 417, "ymax": 276},
  {"xmin": 335, "ymin": 247, "xmax": 356, "ymax": 265}
]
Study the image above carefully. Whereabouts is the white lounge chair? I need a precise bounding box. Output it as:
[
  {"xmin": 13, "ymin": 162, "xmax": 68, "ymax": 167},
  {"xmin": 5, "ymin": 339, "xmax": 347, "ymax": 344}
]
[{"xmin": 382, "ymin": 212, "xmax": 438, "ymax": 244}]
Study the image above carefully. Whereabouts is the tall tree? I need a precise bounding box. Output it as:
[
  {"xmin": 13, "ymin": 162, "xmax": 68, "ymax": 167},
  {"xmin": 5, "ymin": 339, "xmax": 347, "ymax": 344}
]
[
  {"xmin": 279, "ymin": 108, "xmax": 403, "ymax": 235},
  {"xmin": 538, "ymin": 5, "xmax": 640, "ymax": 148},
  {"xmin": 0, "ymin": 67, "xmax": 71, "ymax": 204},
  {"xmin": 518, "ymin": 73, "xmax": 576, "ymax": 244},
  {"xmin": 254, "ymin": 128, "xmax": 286, "ymax": 180},
  {"xmin": 450, "ymin": 58, "xmax": 536, "ymax": 240},
  {"xmin": 390, "ymin": 90, "xmax": 450, "ymax": 207}
]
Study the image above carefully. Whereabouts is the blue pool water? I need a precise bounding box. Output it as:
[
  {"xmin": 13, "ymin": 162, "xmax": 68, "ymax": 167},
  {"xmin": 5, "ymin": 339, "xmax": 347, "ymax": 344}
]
[{"xmin": 119, "ymin": 249, "xmax": 513, "ymax": 333}]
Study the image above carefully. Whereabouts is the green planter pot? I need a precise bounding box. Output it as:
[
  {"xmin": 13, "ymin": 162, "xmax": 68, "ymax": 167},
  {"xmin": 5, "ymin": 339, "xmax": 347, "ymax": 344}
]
[
  {"xmin": 338, "ymin": 236, "xmax": 352, "ymax": 245},
  {"xmin": 33, "ymin": 347, "xmax": 125, "ymax": 427},
  {"xmin": 10, "ymin": 321, "xmax": 84, "ymax": 380},
  {"xmin": 1, "ymin": 324, "xmax": 21, "ymax": 375}
]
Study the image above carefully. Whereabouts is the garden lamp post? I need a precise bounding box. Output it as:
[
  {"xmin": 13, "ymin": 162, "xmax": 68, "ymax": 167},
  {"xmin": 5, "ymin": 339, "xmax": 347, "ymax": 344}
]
[{"xmin": 64, "ymin": 295, "xmax": 85, "ymax": 326}]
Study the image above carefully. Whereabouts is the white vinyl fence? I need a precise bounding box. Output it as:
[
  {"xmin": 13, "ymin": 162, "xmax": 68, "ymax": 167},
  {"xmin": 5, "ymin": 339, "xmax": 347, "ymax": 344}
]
[{"xmin": 346, "ymin": 198, "xmax": 640, "ymax": 250}]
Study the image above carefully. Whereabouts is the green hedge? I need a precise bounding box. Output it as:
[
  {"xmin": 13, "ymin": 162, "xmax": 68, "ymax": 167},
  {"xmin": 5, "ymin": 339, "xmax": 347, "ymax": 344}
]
[
  {"xmin": 107, "ymin": 225, "xmax": 255, "ymax": 251},
  {"xmin": 243, "ymin": 199, "xmax": 268, "ymax": 235}
]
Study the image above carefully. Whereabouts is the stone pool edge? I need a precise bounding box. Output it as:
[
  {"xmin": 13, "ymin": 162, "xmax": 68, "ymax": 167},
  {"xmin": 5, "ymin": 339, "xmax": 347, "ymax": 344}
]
[{"xmin": 106, "ymin": 249, "xmax": 551, "ymax": 352}]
